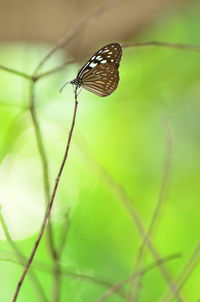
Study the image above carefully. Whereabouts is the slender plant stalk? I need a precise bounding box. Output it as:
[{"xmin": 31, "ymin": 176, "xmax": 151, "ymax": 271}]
[
  {"xmin": 51, "ymin": 261, "xmax": 62, "ymax": 302},
  {"xmin": 122, "ymin": 41, "xmax": 200, "ymax": 52},
  {"xmin": 34, "ymin": 59, "xmax": 77, "ymax": 80},
  {"xmin": 95, "ymin": 253, "xmax": 181, "ymax": 302},
  {"xmin": 130, "ymin": 119, "xmax": 174, "ymax": 300},
  {"xmin": 51, "ymin": 211, "xmax": 71, "ymax": 302},
  {"xmin": 0, "ymin": 211, "xmax": 48, "ymax": 302},
  {"xmin": 11, "ymin": 88, "xmax": 79, "ymax": 302},
  {"xmin": 0, "ymin": 64, "xmax": 31, "ymax": 79},
  {"xmin": 29, "ymin": 80, "xmax": 57, "ymax": 261}
]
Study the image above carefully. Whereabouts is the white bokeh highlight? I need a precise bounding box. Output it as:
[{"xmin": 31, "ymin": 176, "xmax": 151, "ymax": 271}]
[{"xmin": 0, "ymin": 154, "xmax": 45, "ymax": 240}]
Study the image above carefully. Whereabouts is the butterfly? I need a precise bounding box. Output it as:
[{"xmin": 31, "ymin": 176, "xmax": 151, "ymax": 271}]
[{"xmin": 60, "ymin": 43, "xmax": 122, "ymax": 97}]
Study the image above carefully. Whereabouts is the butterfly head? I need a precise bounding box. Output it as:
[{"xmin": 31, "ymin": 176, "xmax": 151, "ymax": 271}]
[
  {"xmin": 70, "ymin": 78, "xmax": 82, "ymax": 88},
  {"xmin": 59, "ymin": 77, "xmax": 82, "ymax": 93}
]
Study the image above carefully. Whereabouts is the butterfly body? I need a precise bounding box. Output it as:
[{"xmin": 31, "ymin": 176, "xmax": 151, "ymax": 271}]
[
  {"xmin": 60, "ymin": 43, "xmax": 122, "ymax": 97},
  {"xmin": 70, "ymin": 78, "xmax": 82, "ymax": 88}
]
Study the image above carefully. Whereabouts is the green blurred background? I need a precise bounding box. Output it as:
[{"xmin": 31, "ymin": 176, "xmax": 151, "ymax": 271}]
[{"xmin": 0, "ymin": 0, "xmax": 200, "ymax": 301}]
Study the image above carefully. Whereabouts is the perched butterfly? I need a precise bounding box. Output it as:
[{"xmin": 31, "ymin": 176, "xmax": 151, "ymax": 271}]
[{"xmin": 60, "ymin": 43, "xmax": 122, "ymax": 97}]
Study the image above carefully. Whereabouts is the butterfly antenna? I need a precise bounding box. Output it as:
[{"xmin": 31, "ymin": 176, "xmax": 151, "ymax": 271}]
[{"xmin": 59, "ymin": 81, "xmax": 70, "ymax": 93}]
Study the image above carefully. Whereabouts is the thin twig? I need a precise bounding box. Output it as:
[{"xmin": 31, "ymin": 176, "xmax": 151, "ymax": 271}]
[
  {"xmin": 95, "ymin": 253, "xmax": 181, "ymax": 302},
  {"xmin": 29, "ymin": 80, "xmax": 57, "ymax": 261},
  {"xmin": 34, "ymin": 59, "xmax": 77, "ymax": 80},
  {"xmin": 130, "ymin": 118, "xmax": 174, "ymax": 300},
  {"xmin": 122, "ymin": 41, "xmax": 200, "ymax": 52},
  {"xmin": 12, "ymin": 88, "xmax": 79, "ymax": 302},
  {"xmin": 33, "ymin": 0, "xmax": 121, "ymax": 76},
  {"xmin": 0, "ymin": 64, "xmax": 31, "ymax": 80},
  {"xmin": 0, "ymin": 210, "xmax": 48, "ymax": 302},
  {"xmin": 51, "ymin": 261, "xmax": 62, "ymax": 302},
  {"xmin": 51, "ymin": 210, "xmax": 71, "ymax": 302}
]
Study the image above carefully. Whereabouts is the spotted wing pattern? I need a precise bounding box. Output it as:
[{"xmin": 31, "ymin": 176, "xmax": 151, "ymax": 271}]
[
  {"xmin": 77, "ymin": 43, "xmax": 122, "ymax": 78},
  {"xmin": 60, "ymin": 43, "xmax": 122, "ymax": 96}
]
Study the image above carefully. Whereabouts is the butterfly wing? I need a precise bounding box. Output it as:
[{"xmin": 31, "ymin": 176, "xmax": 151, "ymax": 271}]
[
  {"xmin": 81, "ymin": 63, "xmax": 119, "ymax": 97},
  {"xmin": 77, "ymin": 43, "xmax": 122, "ymax": 79}
]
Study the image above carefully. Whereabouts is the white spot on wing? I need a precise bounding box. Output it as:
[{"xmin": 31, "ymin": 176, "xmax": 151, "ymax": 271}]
[
  {"xmin": 89, "ymin": 62, "xmax": 98, "ymax": 68},
  {"xmin": 96, "ymin": 56, "xmax": 103, "ymax": 61}
]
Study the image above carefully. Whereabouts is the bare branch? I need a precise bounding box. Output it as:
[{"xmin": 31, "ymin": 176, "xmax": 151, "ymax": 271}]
[
  {"xmin": 12, "ymin": 88, "xmax": 79, "ymax": 302},
  {"xmin": 34, "ymin": 59, "xmax": 77, "ymax": 80},
  {"xmin": 122, "ymin": 41, "xmax": 200, "ymax": 52},
  {"xmin": 0, "ymin": 64, "xmax": 31, "ymax": 80},
  {"xmin": 29, "ymin": 81, "xmax": 57, "ymax": 261}
]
